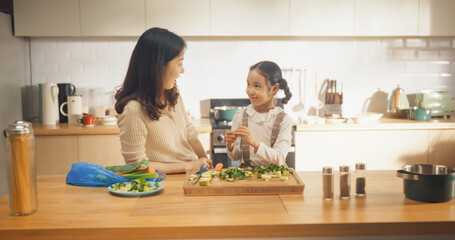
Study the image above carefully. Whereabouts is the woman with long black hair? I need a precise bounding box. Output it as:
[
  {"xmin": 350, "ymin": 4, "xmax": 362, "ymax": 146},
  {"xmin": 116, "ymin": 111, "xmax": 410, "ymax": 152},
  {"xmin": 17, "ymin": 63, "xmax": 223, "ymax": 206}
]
[{"xmin": 115, "ymin": 28, "xmax": 211, "ymax": 174}]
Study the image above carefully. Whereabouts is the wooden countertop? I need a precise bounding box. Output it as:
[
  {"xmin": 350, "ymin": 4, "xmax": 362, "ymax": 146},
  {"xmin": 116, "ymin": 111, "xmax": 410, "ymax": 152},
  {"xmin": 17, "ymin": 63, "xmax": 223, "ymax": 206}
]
[
  {"xmin": 32, "ymin": 118, "xmax": 212, "ymax": 136},
  {"xmin": 1, "ymin": 171, "xmax": 454, "ymax": 239},
  {"xmin": 297, "ymin": 116, "xmax": 455, "ymax": 131}
]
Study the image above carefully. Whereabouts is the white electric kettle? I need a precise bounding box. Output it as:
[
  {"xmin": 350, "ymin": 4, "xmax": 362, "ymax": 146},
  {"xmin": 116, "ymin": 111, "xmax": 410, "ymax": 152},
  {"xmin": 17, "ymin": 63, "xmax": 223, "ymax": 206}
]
[{"xmin": 39, "ymin": 83, "xmax": 59, "ymax": 125}]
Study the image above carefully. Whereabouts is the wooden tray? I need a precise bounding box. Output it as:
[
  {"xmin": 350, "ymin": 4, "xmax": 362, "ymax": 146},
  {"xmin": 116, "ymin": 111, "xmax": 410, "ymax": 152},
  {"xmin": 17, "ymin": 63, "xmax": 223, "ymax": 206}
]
[{"xmin": 183, "ymin": 169, "xmax": 305, "ymax": 196}]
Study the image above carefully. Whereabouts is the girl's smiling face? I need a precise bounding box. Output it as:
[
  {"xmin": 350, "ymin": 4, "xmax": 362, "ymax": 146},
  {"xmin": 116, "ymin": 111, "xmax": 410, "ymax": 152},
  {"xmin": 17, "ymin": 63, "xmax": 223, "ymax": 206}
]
[
  {"xmin": 246, "ymin": 69, "xmax": 279, "ymax": 112},
  {"xmin": 162, "ymin": 50, "xmax": 185, "ymax": 90}
]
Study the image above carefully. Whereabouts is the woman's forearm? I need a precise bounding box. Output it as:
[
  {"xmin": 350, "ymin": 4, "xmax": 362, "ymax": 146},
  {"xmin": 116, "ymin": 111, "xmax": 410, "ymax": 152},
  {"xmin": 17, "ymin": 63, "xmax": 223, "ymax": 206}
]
[
  {"xmin": 148, "ymin": 159, "xmax": 208, "ymax": 174},
  {"xmin": 189, "ymin": 138, "xmax": 208, "ymax": 159},
  {"xmin": 148, "ymin": 161, "xmax": 190, "ymax": 174}
]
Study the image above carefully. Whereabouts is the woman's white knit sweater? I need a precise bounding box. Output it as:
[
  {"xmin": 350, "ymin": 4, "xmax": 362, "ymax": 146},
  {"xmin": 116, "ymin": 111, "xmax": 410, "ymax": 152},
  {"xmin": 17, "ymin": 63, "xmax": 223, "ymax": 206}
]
[{"xmin": 117, "ymin": 96, "xmax": 198, "ymax": 164}]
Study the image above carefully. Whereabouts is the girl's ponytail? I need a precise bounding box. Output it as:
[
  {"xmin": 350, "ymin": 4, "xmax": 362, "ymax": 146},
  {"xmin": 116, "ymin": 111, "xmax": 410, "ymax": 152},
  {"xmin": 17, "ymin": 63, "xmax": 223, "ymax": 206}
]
[{"xmin": 278, "ymin": 78, "xmax": 292, "ymax": 104}]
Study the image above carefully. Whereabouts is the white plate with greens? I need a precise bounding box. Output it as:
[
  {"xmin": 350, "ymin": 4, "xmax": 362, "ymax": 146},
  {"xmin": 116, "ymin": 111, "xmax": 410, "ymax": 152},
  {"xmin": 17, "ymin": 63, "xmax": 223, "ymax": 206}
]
[{"xmin": 108, "ymin": 181, "xmax": 163, "ymax": 197}]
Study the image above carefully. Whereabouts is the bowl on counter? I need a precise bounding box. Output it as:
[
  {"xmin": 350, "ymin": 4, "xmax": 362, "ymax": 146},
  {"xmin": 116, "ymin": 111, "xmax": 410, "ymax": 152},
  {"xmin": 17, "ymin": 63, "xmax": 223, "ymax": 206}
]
[
  {"xmin": 351, "ymin": 113, "xmax": 383, "ymax": 124},
  {"xmin": 325, "ymin": 118, "xmax": 346, "ymax": 125},
  {"xmin": 97, "ymin": 116, "xmax": 117, "ymax": 126}
]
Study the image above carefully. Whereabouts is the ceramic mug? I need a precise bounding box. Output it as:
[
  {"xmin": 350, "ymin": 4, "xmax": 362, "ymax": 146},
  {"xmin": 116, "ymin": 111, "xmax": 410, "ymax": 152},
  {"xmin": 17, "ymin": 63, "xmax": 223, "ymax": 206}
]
[
  {"xmin": 78, "ymin": 114, "xmax": 96, "ymax": 127},
  {"xmin": 416, "ymin": 108, "xmax": 431, "ymax": 121},
  {"xmin": 60, "ymin": 95, "xmax": 83, "ymax": 125}
]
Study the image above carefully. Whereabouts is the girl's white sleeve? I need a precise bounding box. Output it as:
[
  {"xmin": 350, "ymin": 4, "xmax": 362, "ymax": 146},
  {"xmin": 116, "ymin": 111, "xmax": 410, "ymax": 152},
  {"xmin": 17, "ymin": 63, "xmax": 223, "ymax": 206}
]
[
  {"xmin": 226, "ymin": 112, "xmax": 242, "ymax": 161},
  {"xmin": 255, "ymin": 115, "xmax": 292, "ymax": 166}
]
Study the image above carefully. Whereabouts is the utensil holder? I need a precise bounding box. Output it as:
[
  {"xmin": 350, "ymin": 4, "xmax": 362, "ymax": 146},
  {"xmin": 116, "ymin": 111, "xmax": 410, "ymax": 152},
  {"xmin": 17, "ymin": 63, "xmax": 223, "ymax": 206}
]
[{"xmin": 324, "ymin": 104, "xmax": 342, "ymax": 116}]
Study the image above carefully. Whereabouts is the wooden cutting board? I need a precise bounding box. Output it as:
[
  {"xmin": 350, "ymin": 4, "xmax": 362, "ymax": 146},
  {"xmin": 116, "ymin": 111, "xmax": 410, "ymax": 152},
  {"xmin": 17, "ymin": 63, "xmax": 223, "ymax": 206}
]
[{"xmin": 183, "ymin": 169, "xmax": 305, "ymax": 196}]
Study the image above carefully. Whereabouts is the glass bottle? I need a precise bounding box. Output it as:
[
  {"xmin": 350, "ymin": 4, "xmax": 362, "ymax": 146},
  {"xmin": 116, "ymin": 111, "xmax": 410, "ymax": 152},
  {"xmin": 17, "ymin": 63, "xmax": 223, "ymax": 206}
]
[
  {"xmin": 4, "ymin": 121, "xmax": 37, "ymax": 216},
  {"xmin": 339, "ymin": 165, "xmax": 351, "ymax": 199},
  {"xmin": 322, "ymin": 166, "xmax": 334, "ymax": 200},
  {"xmin": 355, "ymin": 163, "xmax": 366, "ymax": 197}
]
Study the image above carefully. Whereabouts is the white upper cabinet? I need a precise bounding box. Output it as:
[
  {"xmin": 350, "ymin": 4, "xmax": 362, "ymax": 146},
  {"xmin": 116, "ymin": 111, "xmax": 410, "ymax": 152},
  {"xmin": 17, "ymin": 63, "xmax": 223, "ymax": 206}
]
[
  {"xmin": 13, "ymin": 0, "xmax": 455, "ymax": 37},
  {"xmin": 211, "ymin": 0, "xmax": 289, "ymax": 36},
  {"xmin": 290, "ymin": 0, "xmax": 354, "ymax": 36},
  {"xmin": 80, "ymin": 0, "xmax": 145, "ymax": 36},
  {"xmin": 355, "ymin": 0, "xmax": 419, "ymax": 36},
  {"xmin": 146, "ymin": 0, "xmax": 210, "ymax": 36},
  {"xmin": 13, "ymin": 0, "xmax": 80, "ymax": 36},
  {"xmin": 419, "ymin": 0, "xmax": 455, "ymax": 36}
]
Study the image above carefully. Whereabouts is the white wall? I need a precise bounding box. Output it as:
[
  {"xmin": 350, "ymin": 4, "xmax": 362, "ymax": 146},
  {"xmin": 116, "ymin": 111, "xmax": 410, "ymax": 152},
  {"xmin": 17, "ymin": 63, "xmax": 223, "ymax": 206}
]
[
  {"xmin": 29, "ymin": 36, "xmax": 455, "ymax": 122},
  {"xmin": 0, "ymin": 13, "xmax": 30, "ymax": 197}
]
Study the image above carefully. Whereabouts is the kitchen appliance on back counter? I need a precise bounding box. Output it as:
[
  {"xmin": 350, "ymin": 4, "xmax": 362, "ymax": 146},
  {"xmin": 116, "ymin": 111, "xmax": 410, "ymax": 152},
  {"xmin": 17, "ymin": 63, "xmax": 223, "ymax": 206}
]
[
  {"xmin": 407, "ymin": 91, "xmax": 454, "ymax": 118},
  {"xmin": 387, "ymin": 84, "xmax": 410, "ymax": 118},
  {"xmin": 200, "ymin": 98, "xmax": 296, "ymax": 169}
]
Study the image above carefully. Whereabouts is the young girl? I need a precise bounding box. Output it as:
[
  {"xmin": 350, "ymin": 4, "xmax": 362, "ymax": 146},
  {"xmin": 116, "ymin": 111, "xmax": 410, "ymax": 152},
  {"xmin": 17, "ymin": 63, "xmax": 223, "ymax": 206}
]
[{"xmin": 226, "ymin": 61, "xmax": 293, "ymax": 167}]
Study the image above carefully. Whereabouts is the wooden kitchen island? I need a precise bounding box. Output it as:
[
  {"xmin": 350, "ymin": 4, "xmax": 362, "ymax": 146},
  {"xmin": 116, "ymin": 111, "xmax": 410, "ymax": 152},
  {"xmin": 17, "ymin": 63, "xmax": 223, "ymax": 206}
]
[{"xmin": 0, "ymin": 171, "xmax": 454, "ymax": 239}]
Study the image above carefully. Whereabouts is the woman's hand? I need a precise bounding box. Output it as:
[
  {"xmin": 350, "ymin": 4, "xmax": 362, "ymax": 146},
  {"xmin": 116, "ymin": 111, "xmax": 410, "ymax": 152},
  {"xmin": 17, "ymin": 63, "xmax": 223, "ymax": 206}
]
[
  {"xmin": 233, "ymin": 126, "xmax": 260, "ymax": 152},
  {"xmin": 186, "ymin": 158, "xmax": 212, "ymax": 171},
  {"xmin": 225, "ymin": 130, "xmax": 237, "ymax": 151}
]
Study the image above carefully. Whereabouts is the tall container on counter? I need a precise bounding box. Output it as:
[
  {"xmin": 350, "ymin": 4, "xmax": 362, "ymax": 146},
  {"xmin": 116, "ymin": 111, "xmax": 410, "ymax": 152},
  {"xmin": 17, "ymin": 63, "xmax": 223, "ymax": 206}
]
[
  {"xmin": 355, "ymin": 163, "xmax": 366, "ymax": 197},
  {"xmin": 322, "ymin": 166, "xmax": 334, "ymax": 200},
  {"xmin": 90, "ymin": 88, "xmax": 106, "ymax": 117},
  {"xmin": 4, "ymin": 121, "xmax": 37, "ymax": 216},
  {"xmin": 339, "ymin": 165, "xmax": 351, "ymax": 199}
]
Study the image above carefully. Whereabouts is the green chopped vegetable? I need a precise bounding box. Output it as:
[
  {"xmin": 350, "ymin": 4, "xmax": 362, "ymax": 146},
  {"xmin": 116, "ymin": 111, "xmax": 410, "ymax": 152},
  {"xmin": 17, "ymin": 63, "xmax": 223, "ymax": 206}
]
[
  {"xmin": 110, "ymin": 177, "xmax": 160, "ymax": 193},
  {"xmin": 122, "ymin": 172, "xmax": 159, "ymax": 180},
  {"xmin": 219, "ymin": 167, "xmax": 250, "ymax": 181},
  {"xmin": 251, "ymin": 164, "xmax": 293, "ymax": 175},
  {"xmin": 105, "ymin": 159, "xmax": 149, "ymax": 174},
  {"xmin": 218, "ymin": 164, "xmax": 293, "ymax": 182}
]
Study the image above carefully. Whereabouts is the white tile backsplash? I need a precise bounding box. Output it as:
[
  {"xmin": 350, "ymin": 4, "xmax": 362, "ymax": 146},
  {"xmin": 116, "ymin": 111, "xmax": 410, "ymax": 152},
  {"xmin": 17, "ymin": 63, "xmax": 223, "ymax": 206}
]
[
  {"xmin": 32, "ymin": 61, "xmax": 57, "ymax": 75},
  {"xmin": 381, "ymin": 38, "xmax": 404, "ymax": 48},
  {"xmin": 440, "ymin": 50, "xmax": 455, "ymax": 61},
  {"xmin": 418, "ymin": 50, "xmax": 440, "ymax": 60},
  {"xmin": 58, "ymin": 62, "xmax": 83, "ymax": 75},
  {"xmin": 428, "ymin": 38, "xmax": 452, "ymax": 48},
  {"xmin": 30, "ymin": 37, "xmax": 455, "ymax": 120},
  {"xmin": 392, "ymin": 49, "xmax": 416, "ymax": 60},
  {"xmin": 406, "ymin": 38, "xmax": 427, "ymax": 48}
]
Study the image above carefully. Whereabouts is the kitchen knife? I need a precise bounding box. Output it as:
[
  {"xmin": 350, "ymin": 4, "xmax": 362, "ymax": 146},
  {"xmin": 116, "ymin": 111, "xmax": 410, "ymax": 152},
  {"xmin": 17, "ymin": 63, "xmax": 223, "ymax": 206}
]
[{"xmin": 190, "ymin": 164, "xmax": 208, "ymax": 185}]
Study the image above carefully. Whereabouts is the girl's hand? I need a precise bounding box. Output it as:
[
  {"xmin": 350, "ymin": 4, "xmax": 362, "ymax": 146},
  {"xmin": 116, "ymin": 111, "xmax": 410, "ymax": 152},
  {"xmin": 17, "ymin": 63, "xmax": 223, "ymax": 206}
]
[
  {"xmin": 225, "ymin": 130, "xmax": 237, "ymax": 151},
  {"xmin": 233, "ymin": 126, "xmax": 260, "ymax": 151}
]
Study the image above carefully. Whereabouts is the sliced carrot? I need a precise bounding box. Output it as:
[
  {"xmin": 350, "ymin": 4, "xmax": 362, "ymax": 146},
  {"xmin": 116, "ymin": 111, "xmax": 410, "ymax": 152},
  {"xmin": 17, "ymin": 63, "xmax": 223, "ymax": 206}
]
[
  {"xmin": 214, "ymin": 163, "xmax": 223, "ymax": 171},
  {"xmin": 147, "ymin": 167, "xmax": 156, "ymax": 173},
  {"xmin": 137, "ymin": 167, "xmax": 147, "ymax": 171},
  {"xmin": 115, "ymin": 172, "xmax": 125, "ymax": 175}
]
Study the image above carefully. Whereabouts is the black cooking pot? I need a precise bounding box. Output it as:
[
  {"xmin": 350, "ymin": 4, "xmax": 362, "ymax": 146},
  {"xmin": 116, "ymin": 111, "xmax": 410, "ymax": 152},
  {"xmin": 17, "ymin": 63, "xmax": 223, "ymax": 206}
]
[{"xmin": 397, "ymin": 164, "xmax": 455, "ymax": 203}]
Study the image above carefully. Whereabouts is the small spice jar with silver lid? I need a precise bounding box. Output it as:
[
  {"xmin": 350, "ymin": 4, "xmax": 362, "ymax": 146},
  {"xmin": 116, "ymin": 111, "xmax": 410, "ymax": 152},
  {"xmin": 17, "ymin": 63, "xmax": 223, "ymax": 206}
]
[
  {"xmin": 322, "ymin": 167, "xmax": 334, "ymax": 200},
  {"xmin": 339, "ymin": 165, "xmax": 351, "ymax": 199},
  {"xmin": 355, "ymin": 163, "xmax": 366, "ymax": 197}
]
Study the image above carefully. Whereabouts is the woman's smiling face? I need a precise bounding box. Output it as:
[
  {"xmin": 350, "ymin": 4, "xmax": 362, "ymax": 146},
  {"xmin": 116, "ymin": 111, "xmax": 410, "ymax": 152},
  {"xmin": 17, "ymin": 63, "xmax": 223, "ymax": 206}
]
[
  {"xmin": 246, "ymin": 69, "xmax": 279, "ymax": 111},
  {"xmin": 162, "ymin": 50, "xmax": 185, "ymax": 90}
]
